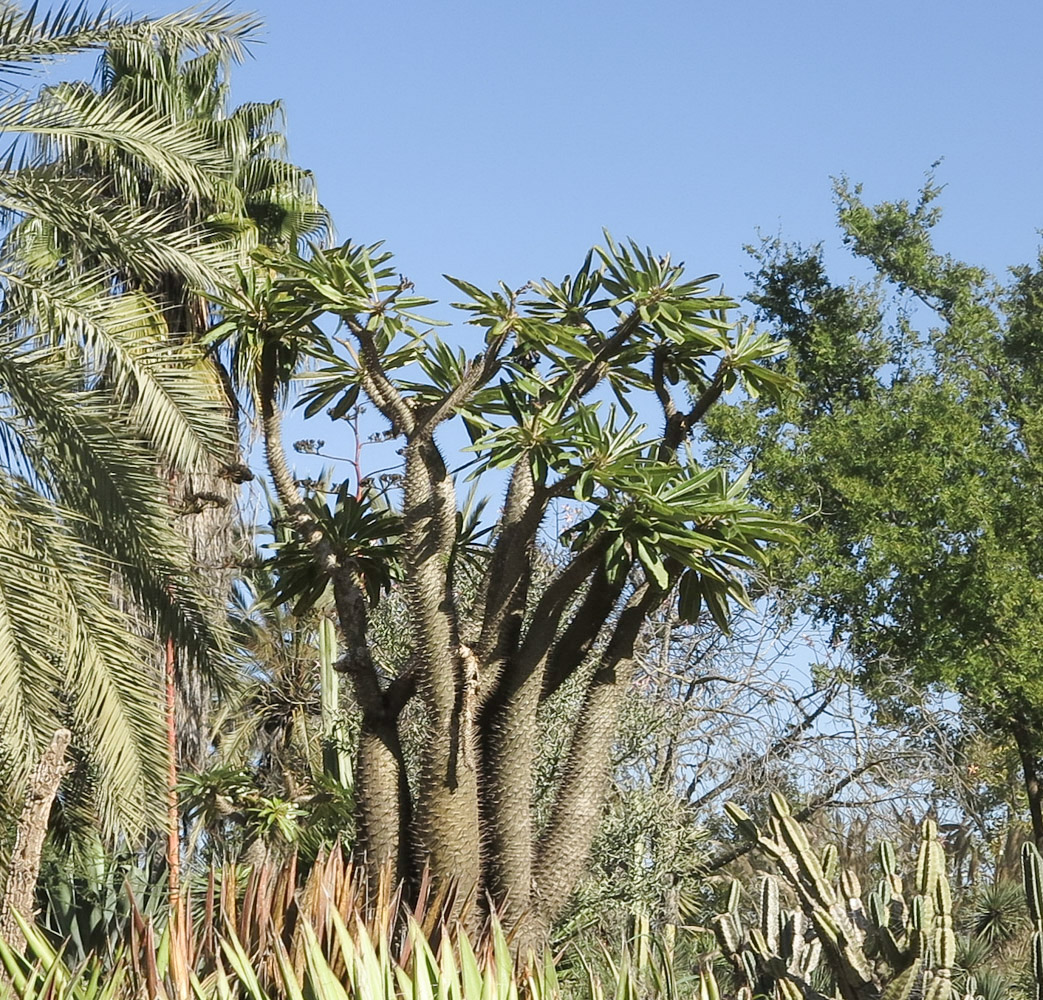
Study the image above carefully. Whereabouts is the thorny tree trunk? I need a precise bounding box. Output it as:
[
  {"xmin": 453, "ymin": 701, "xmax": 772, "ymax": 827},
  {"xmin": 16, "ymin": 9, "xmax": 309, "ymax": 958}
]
[
  {"xmin": 252, "ymin": 262, "xmax": 754, "ymax": 946},
  {"xmin": 0, "ymin": 730, "xmax": 71, "ymax": 951},
  {"xmin": 403, "ymin": 437, "xmax": 482, "ymax": 911}
]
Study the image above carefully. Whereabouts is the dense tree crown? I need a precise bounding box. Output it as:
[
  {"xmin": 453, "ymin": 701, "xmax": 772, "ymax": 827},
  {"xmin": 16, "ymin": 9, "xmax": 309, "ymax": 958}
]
[{"xmin": 706, "ymin": 177, "xmax": 1043, "ymax": 843}]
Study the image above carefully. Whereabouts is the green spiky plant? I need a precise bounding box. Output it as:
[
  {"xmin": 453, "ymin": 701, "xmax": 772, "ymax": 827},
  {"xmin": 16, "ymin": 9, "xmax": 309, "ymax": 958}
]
[
  {"xmin": 722, "ymin": 794, "xmax": 959, "ymax": 1000},
  {"xmin": 1021, "ymin": 842, "xmax": 1043, "ymax": 1000}
]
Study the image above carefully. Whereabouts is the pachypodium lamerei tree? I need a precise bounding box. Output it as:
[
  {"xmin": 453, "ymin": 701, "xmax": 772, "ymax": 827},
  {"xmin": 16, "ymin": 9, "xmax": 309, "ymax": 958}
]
[{"xmin": 214, "ymin": 235, "xmax": 793, "ymax": 936}]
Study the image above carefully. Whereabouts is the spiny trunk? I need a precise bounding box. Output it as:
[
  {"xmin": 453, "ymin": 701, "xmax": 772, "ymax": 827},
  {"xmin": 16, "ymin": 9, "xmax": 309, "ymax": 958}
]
[
  {"xmin": 356, "ymin": 717, "xmax": 412, "ymax": 882},
  {"xmin": 402, "ymin": 436, "xmax": 482, "ymax": 907},
  {"xmin": 532, "ymin": 586, "xmax": 661, "ymax": 928},
  {"xmin": 411, "ymin": 646, "xmax": 482, "ymax": 912},
  {"xmin": 0, "ymin": 729, "xmax": 71, "ymax": 951},
  {"xmin": 479, "ymin": 669, "xmax": 540, "ymax": 923},
  {"xmin": 259, "ymin": 364, "xmax": 414, "ymax": 887},
  {"xmin": 532, "ymin": 656, "xmax": 636, "ymax": 928}
]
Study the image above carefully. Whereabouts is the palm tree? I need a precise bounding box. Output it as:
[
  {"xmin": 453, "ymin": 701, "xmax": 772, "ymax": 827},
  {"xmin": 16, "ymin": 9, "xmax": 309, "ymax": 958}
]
[
  {"xmin": 14, "ymin": 24, "xmax": 331, "ymax": 771},
  {"xmin": 0, "ymin": 3, "xmax": 266, "ymax": 841}
]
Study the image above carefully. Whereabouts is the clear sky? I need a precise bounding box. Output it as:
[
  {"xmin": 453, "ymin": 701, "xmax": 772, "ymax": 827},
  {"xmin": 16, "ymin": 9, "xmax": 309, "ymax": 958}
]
[
  {"xmin": 190, "ymin": 0, "xmax": 1043, "ymax": 309},
  {"xmin": 107, "ymin": 0, "xmax": 1035, "ymax": 486}
]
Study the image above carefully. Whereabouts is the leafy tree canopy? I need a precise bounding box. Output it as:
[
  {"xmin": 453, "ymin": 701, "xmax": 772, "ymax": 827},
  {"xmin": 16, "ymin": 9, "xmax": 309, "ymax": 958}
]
[{"xmin": 706, "ymin": 174, "xmax": 1043, "ymax": 841}]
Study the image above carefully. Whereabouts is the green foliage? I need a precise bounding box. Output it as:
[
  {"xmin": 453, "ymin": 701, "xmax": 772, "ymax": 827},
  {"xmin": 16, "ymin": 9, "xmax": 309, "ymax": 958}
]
[
  {"xmin": 241, "ymin": 233, "xmax": 795, "ymax": 639},
  {"xmin": 0, "ymin": 848, "xmax": 729, "ymax": 1000},
  {"xmin": 706, "ymin": 174, "xmax": 1043, "ymax": 832},
  {"xmin": 266, "ymin": 485, "xmax": 402, "ymax": 614},
  {"xmin": 0, "ymin": 0, "xmax": 286, "ymax": 838}
]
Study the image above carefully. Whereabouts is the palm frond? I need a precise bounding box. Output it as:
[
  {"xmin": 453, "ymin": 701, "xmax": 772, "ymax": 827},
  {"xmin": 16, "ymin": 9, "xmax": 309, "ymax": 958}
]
[
  {"xmin": 0, "ymin": 173, "xmax": 236, "ymax": 287},
  {"xmin": 0, "ymin": 2, "xmax": 261, "ymax": 76},
  {"xmin": 0, "ymin": 477, "xmax": 167, "ymax": 837},
  {"xmin": 0, "ymin": 269, "xmax": 233, "ymax": 470},
  {"xmin": 0, "ymin": 85, "xmax": 227, "ymax": 196},
  {"xmin": 0, "ymin": 343, "xmax": 232, "ymax": 683}
]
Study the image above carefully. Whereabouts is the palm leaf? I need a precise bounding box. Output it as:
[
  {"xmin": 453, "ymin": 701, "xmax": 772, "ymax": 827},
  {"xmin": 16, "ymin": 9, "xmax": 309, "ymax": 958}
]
[
  {"xmin": 0, "ymin": 479, "xmax": 167, "ymax": 837},
  {"xmin": 0, "ymin": 343, "xmax": 231, "ymax": 681},
  {"xmin": 0, "ymin": 2, "xmax": 261, "ymax": 76},
  {"xmin": 0, "ymin": 85, "xmax": 228, "ymax": 196}
]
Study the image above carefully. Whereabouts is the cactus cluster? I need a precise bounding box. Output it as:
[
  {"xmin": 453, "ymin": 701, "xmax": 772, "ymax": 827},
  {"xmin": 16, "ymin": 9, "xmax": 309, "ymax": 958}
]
[
  {"xmin": 1023, "ymin": 841, "xmax": 1043, "ymax": 1000},
  {"xmin": 717, "ymin": 794, "xmax": 960, "ymax": 1000},
  {"xmin": 713, "ymin": 875, "xmax": 822, "ymax": 1000}
]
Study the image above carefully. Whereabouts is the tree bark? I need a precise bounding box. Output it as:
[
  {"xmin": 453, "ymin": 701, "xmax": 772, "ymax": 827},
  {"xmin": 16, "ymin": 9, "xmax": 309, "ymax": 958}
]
[
  {"xmin": 165, "ymin": 636, "xmax": 181, "ymax": 910},
  {"xmin": 356, "ymin": 716, "xmax": 412, "ymax": 881},
  {"xmin": 402, "ymin": 437, "xmax": 482, "ymax": 908},
  {"xmin": 479, "ymin": 542, "xmax": 609, "ymax": 922},
  {"xmin": 1011, "ymin": 711, "xmax": 1043, "ymax": 848},
  {"xmin": 532, "ymin": 657, "xmax": 636, "ymax": 929},
  {"xmin": 0, "ymin": 729, "xmax": 71, "ymax": 951},
  {"xmin": 533, "ymin": 585, "xmax": 663, "ymax": 929}
]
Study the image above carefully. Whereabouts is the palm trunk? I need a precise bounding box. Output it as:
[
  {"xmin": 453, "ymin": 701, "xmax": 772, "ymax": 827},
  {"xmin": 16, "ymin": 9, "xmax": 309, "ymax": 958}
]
[{"xmin": 165, "ymin": 636, "xmax": 181, "ymax": 909}]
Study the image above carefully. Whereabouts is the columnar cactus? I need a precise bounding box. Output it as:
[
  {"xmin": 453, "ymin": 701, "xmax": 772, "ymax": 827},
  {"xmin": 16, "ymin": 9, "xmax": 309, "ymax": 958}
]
[
  {"xmin": 1021, "ymin": 841, "xmax": 1043, "ymax": 1000},
  {"xmin": 718, "ymin": 794, "xmax": 956, "ymax": 1000},
  {"xmin": 713, "ymin": 875, "xmax": 823, "ymax": 1000}
]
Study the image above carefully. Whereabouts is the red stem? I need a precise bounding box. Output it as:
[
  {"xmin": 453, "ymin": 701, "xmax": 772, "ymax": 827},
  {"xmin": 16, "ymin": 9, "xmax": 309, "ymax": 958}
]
[{"xmin": 165, "ymin": 635, "xmax": 180, "ymax": 909}]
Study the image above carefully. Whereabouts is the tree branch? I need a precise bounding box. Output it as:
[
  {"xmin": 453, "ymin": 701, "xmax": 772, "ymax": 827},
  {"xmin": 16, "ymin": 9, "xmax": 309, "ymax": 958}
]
[
  {"xmin": 700, "ymin": 757, "xmax": 891, "ymax": 874},
  {"xmin": 506, "ymin": 539, "xmax": 611, "ymax": 691},
  {"xmin": 565, "ymin": 308, "xmax": 645, "ymax": 404},
  {"xmin": 541, "ymin": 564, "xmax": 628, "ymax": 700},
  {"xmin": 421, "ymin": 326, "xmax": 511, "ymax": 434},
  {"xmin": 347, "ymin": 321, "xmax": 416, "ymax": 436},
  {"xmin": 258, "ymin": 349, "xmax": 387, "ymax": 718}
]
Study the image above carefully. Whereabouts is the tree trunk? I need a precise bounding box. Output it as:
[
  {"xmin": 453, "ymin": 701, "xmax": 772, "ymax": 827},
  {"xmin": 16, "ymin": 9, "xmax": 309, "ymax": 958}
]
[
  {"xmin": 165, "ymin": 636, "xmax": 181, "ymax": 910},
  {"xmin": 412, "ymin": 714, "xmax": 482, "ymax": 915},
  {"xmin": 0, "ymin": 729, "xmax": 71, "ymax": 951},
  {"xmin": 1011, "ymin": 712, "xmax": 1043, "ymax": 848},
  {"xmin": 533, "ymin": 657, "xmax": 636, "ymax": 929},
  {"xmin": 402, "ymin": 438, "xmax": 483, "ymax": 909},
  {"xmin": 168, "ymin": 453, "xmax": 242, "ymax": 771},
  {"xmin": 356, "ymin": 717, "xmax": 412, "ymax": 882}
]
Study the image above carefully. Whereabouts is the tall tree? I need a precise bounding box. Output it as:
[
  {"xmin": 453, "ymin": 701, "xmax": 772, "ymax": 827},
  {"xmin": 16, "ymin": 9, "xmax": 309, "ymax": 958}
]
[
  {"xmin": 10, "ymin": 17, "xmax": 329, "ymax": 769},
  {"xmin": 215, "ymin": 235, "xmax": 793, "ymax": 940},
  {"xmin": 0, "ymin": 3, "xmax": 261, "ymax": 839},
  {"xmin": 706, "ymin": 176, "xmax": 1043, "ymax": 845}
]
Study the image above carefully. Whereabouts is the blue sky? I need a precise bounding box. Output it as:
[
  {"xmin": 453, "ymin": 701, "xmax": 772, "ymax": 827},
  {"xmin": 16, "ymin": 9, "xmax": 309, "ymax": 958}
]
[
  {"xmin": 206, "ymin": 0, "xmax": 1043, "ymax": 307},
  {"xmin": 123, "ymin": 0, "xmax": 1039, "ymax": 491}
]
